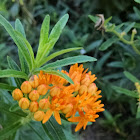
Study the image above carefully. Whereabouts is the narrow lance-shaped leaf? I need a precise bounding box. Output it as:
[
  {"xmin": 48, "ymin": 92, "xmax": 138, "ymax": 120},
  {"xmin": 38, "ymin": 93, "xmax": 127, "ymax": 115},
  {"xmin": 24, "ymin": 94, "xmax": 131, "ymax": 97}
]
[
  {"xmin": 136, "ymin": 104, "xmax": 140, "ymax": 119},
  {"xmin": 42, "ymin": 116, "xmax": 67, "ymax": 140},
  {"xmin": 0, "ymin": 83, "xmax": 16, "ymax": 91},
  {"xmin": 38, "ymin": 14, "xmax": 69, "ymax": 62},
  {"xmin": 0, "ymin": 69, "xmax": 28, "ymax": 80},
  {"xmin": 124, "ymin": 22, "xmax": 135, "ymax": 33},
  {"xmin": 88, "ymin": 15, "xmax": 99, "ymax": 23},
  {"xmin": 15, "ymin": 31, "xmax": 35, "ymax": 68},
  {"xmin": 0, "ymin": 102, "xmax": 27, "ymax": 117},
  {"xmin": 38, "ymin": 47, "xmax": 82, "ymax": 67},
  {"xmin": 112, "ymin": 85, "xmax": 139, "ymax": 98},
  {"xmin": 7, "ymin": 56, "xmax": 23, "ymax": 88},
  {"xmin": 134, "ymin": 0, "xmax": 140, "ymax": 4},
  {"xmin": 15, "ymin": 19, "xmax": 26, "ymax": 38},
  {"xmin": 36, "ymin": 15, "xmax": 50, "ymax": 61},
  {"xmin": 39, "ymin": 55, "xmax": 97, "ymax": 70},
  {"xmin": 0, "ymin": 121, "xmax": 22, "ymax": 140},
  {"xmin": 34, "ymin": 70, "xmax": 74, "ymax": 84},
  {"xmin": 18, "ymin": 50, "xmax": 29, "ymax": 74},
  {"xmin": 124, "ymin": 71, "xmax": 140, "ymax": 84},
  {"xmin": 28, "ymin": 123, "xmax": 45, "ymax": 140},
  {"xmin": 99, "ymin": 36, "xmax": 118, "ymax": 51},
  {"xmin": 0, "ymin": 14, "xmax": 32, "ymax": 70},
  {"xmin": 9, "ymin": 103, "xmax": 21, "ymax": 112}
]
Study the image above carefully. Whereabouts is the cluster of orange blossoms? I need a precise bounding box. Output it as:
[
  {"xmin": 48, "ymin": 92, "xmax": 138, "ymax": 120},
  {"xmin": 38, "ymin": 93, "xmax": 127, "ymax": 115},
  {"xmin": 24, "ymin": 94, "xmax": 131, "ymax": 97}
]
[{"xmin": 12, "ymin": 63, "xmax": 104, "ymax": 132}]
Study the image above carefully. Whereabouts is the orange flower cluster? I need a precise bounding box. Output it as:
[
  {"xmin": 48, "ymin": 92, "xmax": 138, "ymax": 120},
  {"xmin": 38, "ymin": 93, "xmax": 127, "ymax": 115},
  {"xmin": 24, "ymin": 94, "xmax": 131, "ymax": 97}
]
[{"xmin": 12, "ymin": 63, "xmax": 104, "ymax": 132}]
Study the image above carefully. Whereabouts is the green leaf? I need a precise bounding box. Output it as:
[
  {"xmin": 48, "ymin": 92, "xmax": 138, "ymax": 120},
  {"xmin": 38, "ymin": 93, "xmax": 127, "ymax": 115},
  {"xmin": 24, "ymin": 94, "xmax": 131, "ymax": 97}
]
[
  {"xmin": 15, "ymin": 19, "xmax": 26, "ymax": 38},
  {"xmin": 7, "ymin": 56, "xmax": 20, "ymax": 71},
  {"xmin": 36, "ymin": 15, "xmax": 50, "ymax": 61},
  {"xmin": 7, "ymin": 56, "xmax": 23, "ymax": 88},
  {"xmin": 85, "ymin": 39, "xmax": 103, "ymax": 53},
  {"xmin": 18, "ymin": 50, "xmax": 29, "ymax": 74},
  {"xmin": 37, "ymin": 14, "xmax": 69, "ymax": 63},
  {"xmin": 88, "ymin": 15, "xmax": 99, "ymax": 23},
  {"xmin": 28, "ymin": 123, "xmax": 45, "ymax": 140},
  {"xmin": 99, "ymin": 36, "xmax": 118, "ymax": 51},
  {"xmin": 39, "ymin": 55, "xmax": 97, "ymax": 70},
  {"xmin": 0, "ymin": 101, "xmax": 27, "ymax": 117},
  {"xmin": 42, "ymin": 116, "xmax": 67, "ymax": 140},
  {"xmin": 124, "ymin": 22, "xmax": 135, "ymax": 33},
  {"xmin": 34, "ymin": 70, "xmax": 74, "ymax": 84},
  {"xmin": 0, "ymin": 122, "xmax": 22, "ymax": 140},
  {"xmin": 0, "ymin": 69, "xmax": 28, "ymax": 80},
  {"xmin": 104, "ymin": 16, "xmax": 112, "ymax": 25},
  {"xmin": 134, "ymin": 7, "xmax": 140, "ymax": 19},
  {"xmin": 38, "ymin": 47, "xmax": 82, "ymax": 67},
  {"xmin": 0, "ymin": 83, "xmax": 16, "ymax": 91},
  {"xmin": 0, "ymin": 14, "xmax": 32, "ymax": 71},
  {"xmin": 95, "ymin": 51, "xmax": 112, "ymax": 72},
  {"xmin": 107, "ymin": 61, "xmax": 124, "ymax": 68},
  {"xmin": 15, "ymin": 31, "xmax": 35, "ymax": 68},
  {"xmin": 124, "ymin": 71, "xmax": 140, "ymax": 83},
  {"xmin": 9, "ymin": 103, "xmax": 20, "ymax": 112},
  {"xmin": 136, "ymin": 105, "xmax": 140, "ymax": 118},
  {"xmin": 112, "ymin": 85, "xmax": 139, "ymax": 98},
  {"xmin": 134, "ymin": 0, "xmax": 140, "ymax": 4}
]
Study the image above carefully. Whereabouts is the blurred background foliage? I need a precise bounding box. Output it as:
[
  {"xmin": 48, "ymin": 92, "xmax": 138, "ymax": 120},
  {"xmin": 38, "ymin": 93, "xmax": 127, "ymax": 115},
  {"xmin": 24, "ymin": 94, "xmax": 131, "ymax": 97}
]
[{"xmin": 1, "ymin": 0, "xmax": 140, "ymax": 139}]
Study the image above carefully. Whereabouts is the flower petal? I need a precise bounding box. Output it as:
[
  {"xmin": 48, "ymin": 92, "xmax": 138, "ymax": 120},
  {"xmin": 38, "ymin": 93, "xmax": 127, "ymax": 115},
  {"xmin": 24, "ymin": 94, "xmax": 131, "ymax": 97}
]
[
  {"xmin": 42, "ymin": 110, "xmax": 53, "ymax": 123},
  {"xmin": 54, "ymin": 111, "xmax": 61, "ymax": 125}
]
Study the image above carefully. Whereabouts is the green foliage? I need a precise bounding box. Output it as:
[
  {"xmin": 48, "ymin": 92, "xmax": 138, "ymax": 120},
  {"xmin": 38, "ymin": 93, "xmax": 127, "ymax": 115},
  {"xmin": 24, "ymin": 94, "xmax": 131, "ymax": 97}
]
[
  {"xmin": 42, "ymin": 116, "xmax": 66, "ymax": 140},
  {"xmin": 1, "ymin": 0, "xmax": 140, "ymax": 139}
]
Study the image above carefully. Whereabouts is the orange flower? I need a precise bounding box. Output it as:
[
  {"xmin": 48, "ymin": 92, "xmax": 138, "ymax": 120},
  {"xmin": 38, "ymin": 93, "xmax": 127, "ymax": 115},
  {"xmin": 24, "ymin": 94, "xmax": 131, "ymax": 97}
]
[
  {"xmin": 68, "ymin": 111, "xmax": 99, "ymax": 132},
  {"xmin": 11, "ymin": 63, "xmax": 104, "ymax": 132},
  {"xmin": 43, "ymin": 97, "xmax": 64, "ymax": 124}
]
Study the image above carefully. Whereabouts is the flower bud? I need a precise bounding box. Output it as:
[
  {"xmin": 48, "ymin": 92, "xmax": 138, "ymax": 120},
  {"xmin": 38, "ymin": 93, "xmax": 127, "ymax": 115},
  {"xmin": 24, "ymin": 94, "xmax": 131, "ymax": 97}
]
[
  {"xmin": 37, "ymin": 84, "xmax": 48, "ymax": 95},
  {"xmin": 34, "ymin": 111, "xmax": 45, "ymax": 121},
  {"xmin": 74, "ymin": 81, "xmax": 80, "ymax": 91},
  {"xmin": 29, "ymin": 101, "xmax": 39, "ymax": 112},
  {"xmin": 29, "ymin": 90, "xmax": 39, "ymax": 101},
  {"xmin": 19, "ymin": 98, "xmax": 30, "ymax": 109},
  {"xmin": 62, "ymin": 104, "xmax": 73, "ymax": 114},
  {"xmin": 39, "ymin": 99, "xmax": 50, "ymax": 109},
  {"xmin": 29, "ymin": 75, "xmax": 39, "ymax": 88},
  {"xmin": 78, "ymin": 85, "xmax": 87, "ymax": 95},
  {"xmin": 12, "ymin": 89, "xmax": 23, "ymax": 100},
  {"xmin": 81, "ymin": 74, "xmax": 90, "ymax": 86},
  {"xmin": 50, "ymin": 86, "xmax": 60, "ymax": 97},
  {"xmin": 88, "ymin": 83, "xmax": 97, "ymax": 95},
  {"xmin": 21, "ymin": 81, "xmax": 32, "ymax": 94}
]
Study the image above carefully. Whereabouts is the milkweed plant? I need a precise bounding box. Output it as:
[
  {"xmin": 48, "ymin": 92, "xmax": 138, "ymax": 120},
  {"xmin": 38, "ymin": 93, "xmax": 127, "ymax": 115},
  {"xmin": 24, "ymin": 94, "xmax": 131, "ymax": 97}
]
[{"xmin": 0, "ymin": 14, "xmax": 104, "ymax": 139}]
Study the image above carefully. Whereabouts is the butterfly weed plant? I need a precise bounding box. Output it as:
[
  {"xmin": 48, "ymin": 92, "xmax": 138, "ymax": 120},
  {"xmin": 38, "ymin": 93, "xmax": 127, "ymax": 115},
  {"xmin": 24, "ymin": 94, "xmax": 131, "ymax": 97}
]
[{"xmin": 0, "ymin": 14, "xmax": 104, "ymax": 139}]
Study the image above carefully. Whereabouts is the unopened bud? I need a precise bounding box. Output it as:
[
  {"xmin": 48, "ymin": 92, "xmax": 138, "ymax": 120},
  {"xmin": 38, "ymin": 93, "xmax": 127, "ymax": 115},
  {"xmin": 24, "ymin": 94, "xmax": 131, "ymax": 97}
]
[
  {"xmin": 81, "ymin": 74, "xmax": 90, "ymax": 86},
  {"xmin": 37, "ymin": 84, "xmax": 48, "ymax": 95},
  {"xmin": 29, "ymin": 90, "xmax": 39, "ymax": 101},
  {"xmin": 39, "ymin": 99, "xmax": 50, "ymax": 109},
  {"xmin": 88, "ymin": 83, "xmax": 97, "ymax": 95},
  {"xmin": 29, "ymin": 101, "xmax": 39, "ymax": 112},
  {"xmin": 34, "ymin": 111, "xmax": 45, "ymax": 121},
  {"xmin": 78, "ymin": 85, "xmax": 87, "ymax": 95},
  {"xmin": 132, "ymin": 28, "xmax": 137, "ymax": 34},
  {"xmin": 62, "ymin": 104, "xmax": 73, "ymax": 114},
  {"xmin": 12, "ymin": 89, "xmax": 23, "ymax": 100},
  {"xmin": 29, "ymin": 75, "xmax": 39, "ymax": 88},
  {"xmin": 50, "ymin": 86, "xmax": 60, "ymax": 97},
  {"xmin": 120, "ymin": 32, "xmax": 126, "ymax": 37},
  {"xmin": 74, "ymin": 81, "xmax": 80, "ymax": 91},
  {"xmin": 19, "ymin": 98, "xmax": 30, "ymax": 109},
  {"xmin": 21, "ymin": 81, "xmax": 32, "ymax": 94}
]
